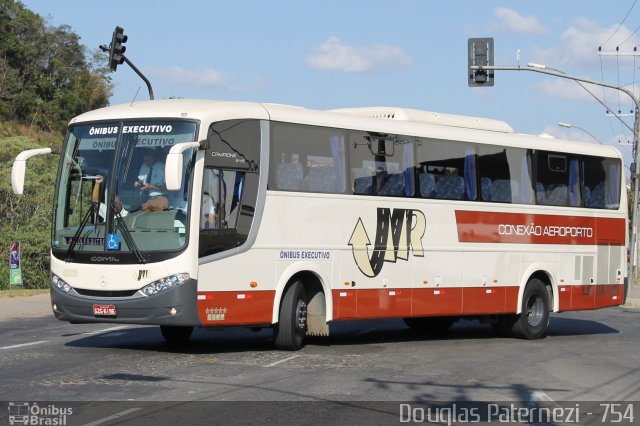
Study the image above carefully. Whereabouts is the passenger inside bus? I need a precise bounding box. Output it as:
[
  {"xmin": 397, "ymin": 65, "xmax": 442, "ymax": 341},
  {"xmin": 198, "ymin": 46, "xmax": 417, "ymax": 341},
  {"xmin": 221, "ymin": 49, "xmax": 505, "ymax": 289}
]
[
  {"xmin": 134, "ymin": 148, "xmax": 168, "ymax": 211},
  {"xmin": 200, "ymin": 169, "xmax": 220, "ymax": 229},
  {"xmin": 91, "ymin": 175, "xmax": 128, "ymax": 220}
]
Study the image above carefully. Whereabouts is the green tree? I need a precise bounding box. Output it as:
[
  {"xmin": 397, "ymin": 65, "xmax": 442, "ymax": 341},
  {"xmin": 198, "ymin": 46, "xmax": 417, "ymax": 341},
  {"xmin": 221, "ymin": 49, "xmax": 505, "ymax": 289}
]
[
  {"xmin": 0, "ymin": 0, "xmax": 112, "ymax": 131},
  {"xmin": 0, "ymin": 0, "xmax": 113, "ymax": 288},
  {"xmin": 0, "ymin": 133, "xmax": 59, "ymax": 289}
]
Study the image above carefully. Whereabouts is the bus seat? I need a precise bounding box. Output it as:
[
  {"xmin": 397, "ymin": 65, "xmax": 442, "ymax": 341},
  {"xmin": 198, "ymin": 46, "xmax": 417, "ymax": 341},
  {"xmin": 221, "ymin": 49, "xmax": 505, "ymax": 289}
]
[
  {"xmin": 535, "ymin": 182, "xmax": 546, "ymax": 204},
  {"xmin": 491, "ymin": 179, "xmax": 512, "ymax": 203},
  {"xmin": 419, "ymin": 173, "xmax": 436, "ymax": 198},
  {"xmin": 353, "ymin": 175, "xmax": 373, "ymax": 195},
  {"xmin": 480, "ymin": 177, "xmax": 492, "ymax": 201},
  {"xmin": 585, "ymin": 182, "xmax": 605, "ymax": 208},
  {"xmin": 546, "ymin": 184, "xmax": 568, "ymax": 206},
  {"xmin": 583, "ymin": 186, "xmax": 591, "ymax": 206},
  {"xmin": 276, "ymin": 162, "xmax": 303, "ymax": 191},
  {"xmin": 305, "ymin": 166, "xmax": 338, "ymax": 193},
  {"xmin": 378, "ymin": 173, "xmax": 405, "ymax": 196},
  {"xmin": 436, "ymin": 175, "xmax": 465, "ymax": 200}
]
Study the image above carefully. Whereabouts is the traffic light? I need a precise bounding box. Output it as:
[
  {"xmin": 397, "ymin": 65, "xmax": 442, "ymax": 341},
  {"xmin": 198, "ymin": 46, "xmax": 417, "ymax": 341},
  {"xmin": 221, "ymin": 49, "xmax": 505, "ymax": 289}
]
[
  {"xmin": 108, "ymin": 26, "xmax": 128, "ymax": 71},
  {"xmin": 468, "ymin": 38, "xmax": 494, "ymax": 87}
]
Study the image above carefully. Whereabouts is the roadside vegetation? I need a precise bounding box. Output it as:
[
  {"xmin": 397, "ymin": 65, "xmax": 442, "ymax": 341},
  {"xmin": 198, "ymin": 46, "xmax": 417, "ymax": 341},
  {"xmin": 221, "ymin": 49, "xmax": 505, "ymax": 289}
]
[{"xmin": 0, "ymin": 0, "xmax": 112, "ymax": 289}]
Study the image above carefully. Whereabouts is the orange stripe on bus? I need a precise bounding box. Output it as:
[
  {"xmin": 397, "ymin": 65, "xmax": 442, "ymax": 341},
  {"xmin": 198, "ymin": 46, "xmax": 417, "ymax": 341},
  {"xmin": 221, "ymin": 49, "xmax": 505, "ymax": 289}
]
[{"xmin": 455, "ymin": 210, "xmax": 625, "ymax": 245}]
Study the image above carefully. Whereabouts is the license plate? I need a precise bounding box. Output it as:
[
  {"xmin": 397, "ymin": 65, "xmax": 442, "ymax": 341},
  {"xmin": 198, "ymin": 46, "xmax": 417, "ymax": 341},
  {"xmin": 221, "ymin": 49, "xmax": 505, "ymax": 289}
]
[{"xmin": 93, "ymin": 304, "xmax": 116, "ymax": 316}]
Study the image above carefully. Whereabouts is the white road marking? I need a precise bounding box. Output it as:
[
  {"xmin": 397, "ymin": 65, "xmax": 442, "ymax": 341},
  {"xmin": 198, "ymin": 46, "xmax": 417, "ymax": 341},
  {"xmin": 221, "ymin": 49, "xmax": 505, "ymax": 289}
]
[
  {"xmin": 530, "ymin": 390, "xmax": 555, "ymax": 403},
  {"xmin": 83, "ymin": 325, "xmax": 130, "ymax": 335},
  {"xmin": 81, "ymin": 408, "xmax": 141, "ymax": 426},
  {"xmin": 263, "ymin": 354, "xmax": 301, "ymax": 368},
  {"xmin": 0, "ymin": 340, "xmax": 48, "ymax": 350}
]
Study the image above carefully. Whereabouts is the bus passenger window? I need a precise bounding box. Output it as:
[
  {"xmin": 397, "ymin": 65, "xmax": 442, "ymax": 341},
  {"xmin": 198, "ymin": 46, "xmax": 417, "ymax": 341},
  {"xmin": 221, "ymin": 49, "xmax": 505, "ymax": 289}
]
[
  {"xmin": 349, "ymin": 132, "xmax": 415, "ymax": 197},
  {"xmin": 583, "ymin": 156, "xmax": 621, "ymax": 209},
  {"xmin": 534, "ymin": 151, "xmax": 580, "ymax": 207},
  {"xmin": 271, "ymin": 123, "xmax": 346, "ymax": 194},
  {"xmin": 415, "ymin": 139, "xmax": 476, "ymax": 201},
  {"xmin": 477, "ymin": 145, "xmax": 532, "ymax": 204}
]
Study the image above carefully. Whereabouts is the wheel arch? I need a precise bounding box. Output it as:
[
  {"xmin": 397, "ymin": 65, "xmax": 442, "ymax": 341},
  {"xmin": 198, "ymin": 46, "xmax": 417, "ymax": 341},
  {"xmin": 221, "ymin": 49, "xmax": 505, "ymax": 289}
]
[
  {"xmin": 271, "ymin": 262, "xmax": 333, "ymax": 324},
  {"xmin": 517, "ymin": 265, "xmax": 557, "ymax": 314}
]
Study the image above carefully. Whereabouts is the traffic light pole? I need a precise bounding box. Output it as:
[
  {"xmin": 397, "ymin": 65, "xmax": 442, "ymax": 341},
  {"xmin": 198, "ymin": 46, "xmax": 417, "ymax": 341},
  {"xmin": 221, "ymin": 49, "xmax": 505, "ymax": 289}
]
[
  {"xmin": 472, "ymin": 63, "xmax": 640, "ymax": 299},
  {"xmin": 121, "ymin": 55, "xmax": 154, "ymax": 101}
]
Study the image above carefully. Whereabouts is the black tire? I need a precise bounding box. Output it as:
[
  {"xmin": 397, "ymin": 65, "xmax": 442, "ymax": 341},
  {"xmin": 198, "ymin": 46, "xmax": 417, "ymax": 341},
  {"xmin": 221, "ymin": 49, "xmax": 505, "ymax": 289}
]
[
  {"xmin": 273, "ymin": 281, "xmax": 307, "ymax": 351},
  {"xmin": 511, "ymin": 279, "xmax": 550, "ymax": 339},
  {"xmin": 160, "ymin": 325, "xmax": 193, "ymax": 346},
  {"xmin": 403, "ymin": 316, "xmax": 456, "ymax": 334}
]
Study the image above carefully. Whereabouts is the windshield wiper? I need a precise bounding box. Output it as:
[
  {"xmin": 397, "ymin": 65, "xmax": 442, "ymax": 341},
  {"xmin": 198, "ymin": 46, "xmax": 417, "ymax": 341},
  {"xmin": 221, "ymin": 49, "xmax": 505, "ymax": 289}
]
[
  {"xmin": 65, "ymin": 202, "xmax": 96, "ymax": 262},
  {"xmin": 113, "ymin": 203, "xmax": 146, "ymax": 264}
]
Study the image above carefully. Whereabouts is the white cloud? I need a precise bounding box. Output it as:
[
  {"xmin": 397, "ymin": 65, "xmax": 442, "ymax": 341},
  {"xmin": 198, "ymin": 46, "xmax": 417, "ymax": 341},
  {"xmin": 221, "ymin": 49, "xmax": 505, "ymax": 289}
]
[
  {"xmin": 532, "ymin": 78, "xmax": 638, "ymax": 112},
  {"xmin": 306, "ymin": 36, "xmax": 412, "ymax": 73},
  {"xmin": 151, "ymin": 66, "xmax": 226, "ymax": 88},
  {"xmin": 543, "ymin": 124, "xmax": 601, "ymax": 144},
  {"xmin": 531, "ymin": 18, "xmax": 639, "ymax": 69},
  {"xmin": 491, "ymin": 7, "xmax": 548, "ymax": 35},
  {"xmin": 533, "ymin": 79, "xmax": 598, "ymax": 101}
]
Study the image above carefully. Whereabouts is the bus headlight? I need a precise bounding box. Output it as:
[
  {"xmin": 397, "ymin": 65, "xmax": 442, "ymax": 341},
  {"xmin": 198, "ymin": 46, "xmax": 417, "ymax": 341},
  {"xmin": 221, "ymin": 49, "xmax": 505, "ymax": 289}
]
[
  {"xmin": 51, "ymin": 274, "xmax": 71, "ymax": 293},
  {"xmin": 140, "ymin": 273, "xmax": 190, "ymax": 296}
]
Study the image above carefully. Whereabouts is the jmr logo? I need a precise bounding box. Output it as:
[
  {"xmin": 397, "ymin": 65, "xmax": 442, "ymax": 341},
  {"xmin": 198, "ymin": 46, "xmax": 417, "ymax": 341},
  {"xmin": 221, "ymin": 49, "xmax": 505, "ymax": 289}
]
[{"xmin": 348, "ymin": 208, "xmax": 426, "ymax": 277}]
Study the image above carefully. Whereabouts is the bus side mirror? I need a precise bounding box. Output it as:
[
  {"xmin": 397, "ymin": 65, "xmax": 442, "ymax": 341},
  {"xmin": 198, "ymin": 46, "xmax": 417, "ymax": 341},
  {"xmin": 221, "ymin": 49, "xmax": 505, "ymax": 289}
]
[
  {"xmin": 11, "ymin": 148, "xmax": 54, "ymax": 195},
  {"xmin": 165, "ymin": 142, "xmax": 201, "ymax": 191}
]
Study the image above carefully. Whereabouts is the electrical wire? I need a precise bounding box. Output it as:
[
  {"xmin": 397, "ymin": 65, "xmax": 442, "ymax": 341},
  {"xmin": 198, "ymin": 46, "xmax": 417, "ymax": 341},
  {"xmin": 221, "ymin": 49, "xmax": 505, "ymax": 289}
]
[
  {"xmin": 600, "ymin": 0, "xmax": 638, "ymax": 46},
  {"xmin": 600, "ymin": 53, "xmax": 618, "ymax": 138},
  {"xmin": 620, "ymin": 23, "xmax": 640, "ymax": 46},
  {"xmin": 617, "ymin": 48, "xmax": 622, "ymax": 112},
  {"xmin": 634, "ymin": 48, "xmax": 638, "ymax": 113}
]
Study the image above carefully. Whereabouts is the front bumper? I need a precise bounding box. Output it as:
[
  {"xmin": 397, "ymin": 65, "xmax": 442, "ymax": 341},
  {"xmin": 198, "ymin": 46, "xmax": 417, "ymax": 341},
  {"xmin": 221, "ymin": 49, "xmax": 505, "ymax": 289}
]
[{"xmin": 51, "ymin": 279, "xmax": 200, "ymax": 326}]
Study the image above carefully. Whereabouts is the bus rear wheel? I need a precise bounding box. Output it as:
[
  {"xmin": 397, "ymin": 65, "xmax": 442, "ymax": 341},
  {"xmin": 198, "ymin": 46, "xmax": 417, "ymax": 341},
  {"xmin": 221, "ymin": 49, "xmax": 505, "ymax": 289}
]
[
  {"xmin": 160, "ymin": 325, "xmax": 193, "ymax": 346},
  {"xmin": 403, "ymin": 316, "xmax": 456, "ymax": 334},
  {"xmin": 273, "ymin": 281, "xmax": 307, "ymax": 351},
  {"xmin": 511, "ymin": 279, "xmax": 550, "ymax": 340}
]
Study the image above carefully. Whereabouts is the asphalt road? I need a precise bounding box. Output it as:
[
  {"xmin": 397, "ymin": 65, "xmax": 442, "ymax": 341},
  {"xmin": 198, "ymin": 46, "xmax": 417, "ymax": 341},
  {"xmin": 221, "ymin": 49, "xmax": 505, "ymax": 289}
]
[{"xmin": 1, "ymin": 306, "xmax": 639, "ymax": 405}]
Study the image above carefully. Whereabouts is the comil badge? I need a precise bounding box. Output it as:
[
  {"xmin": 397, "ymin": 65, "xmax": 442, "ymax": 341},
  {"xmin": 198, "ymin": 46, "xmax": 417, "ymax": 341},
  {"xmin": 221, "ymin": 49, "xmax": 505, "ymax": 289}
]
[{"xmin": 348, "ymin": 208, "xmax": 426, "ymax": 277}]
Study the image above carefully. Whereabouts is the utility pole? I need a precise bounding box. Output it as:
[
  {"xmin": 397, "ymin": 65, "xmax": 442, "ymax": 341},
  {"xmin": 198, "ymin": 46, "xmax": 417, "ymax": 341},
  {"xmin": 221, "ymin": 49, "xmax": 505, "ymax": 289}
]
[{"xmin": 468, "ymin": 38, "xmax": 640, "ymax": 298}]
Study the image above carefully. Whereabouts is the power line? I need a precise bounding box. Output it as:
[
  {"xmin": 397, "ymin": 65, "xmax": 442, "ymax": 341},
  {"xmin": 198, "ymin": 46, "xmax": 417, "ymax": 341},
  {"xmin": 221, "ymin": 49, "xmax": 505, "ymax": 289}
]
[
  {"xmin": 620, "ymin": 24, "xmax": 640, "ymax": 46},
  {"xmin": 600, "ymin": 0, "xmax": 638, "ymax": 46},
  {"xmin": 600, "ymin": 53, "xmax": 618, "ymax": 139}
]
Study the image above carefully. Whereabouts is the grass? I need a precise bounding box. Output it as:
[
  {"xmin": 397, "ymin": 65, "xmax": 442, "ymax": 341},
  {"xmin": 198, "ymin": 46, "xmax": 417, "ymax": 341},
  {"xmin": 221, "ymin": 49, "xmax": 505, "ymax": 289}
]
[{"xmin": 0, "ymin": 288, "xmax": 49, "ymax": 298}]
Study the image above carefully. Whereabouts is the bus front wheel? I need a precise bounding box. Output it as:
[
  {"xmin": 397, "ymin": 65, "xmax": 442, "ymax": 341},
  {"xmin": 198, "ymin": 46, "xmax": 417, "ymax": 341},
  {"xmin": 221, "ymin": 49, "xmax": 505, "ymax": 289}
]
[
  {"xmin": 160, "ymin": 325, "xmax": 193, "ymax": 346},
  {"xmin": 511, "ymin": 279, "xmax": 550, "ymax": 340},
  {"xmin": 273, "ymin": 281, "xmax": 307, "ymax": 351}
]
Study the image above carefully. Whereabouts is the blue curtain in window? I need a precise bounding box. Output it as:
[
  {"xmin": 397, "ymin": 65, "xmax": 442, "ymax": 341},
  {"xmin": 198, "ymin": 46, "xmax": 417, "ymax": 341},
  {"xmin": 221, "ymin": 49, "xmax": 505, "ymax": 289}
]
[
  {"xmin": 464, "ymin": 149, "xmax": 477, "ymax": 200},
  {"xmin": 569, "ymin": 158, "xmax": 580, "ymax": 206},
  {"xmin": 330, "ymin": 135, "xmax": 346, "ymax": 192},
  {"xmin": 231, "ymin": 172, "xmax": 244, "ymax": 213},
  {"xmin": 403, "ymin": 143, "xmax": 414, "ymax": 196},
  {"xmin": 607, "ymin": 160, "xmax": 620, "ymax": 207},
  {"xmin": 520, "ymin": 153, "xmax": 532, "ymax": 203}
]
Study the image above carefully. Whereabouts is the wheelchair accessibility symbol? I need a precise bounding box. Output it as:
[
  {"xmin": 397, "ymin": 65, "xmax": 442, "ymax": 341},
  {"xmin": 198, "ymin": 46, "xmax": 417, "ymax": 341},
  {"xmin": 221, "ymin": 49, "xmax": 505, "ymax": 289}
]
[{"xmin": 107, "ymin": 233, "xmax": 121, "ymax": 250}]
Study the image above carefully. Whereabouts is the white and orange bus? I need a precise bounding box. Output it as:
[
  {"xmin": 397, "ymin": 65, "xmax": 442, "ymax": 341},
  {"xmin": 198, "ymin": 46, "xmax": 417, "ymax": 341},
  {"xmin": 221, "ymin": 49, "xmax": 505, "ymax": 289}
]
[{"xmin": 12, "ymin": 100, "xmax": 627, "ymax": 350}]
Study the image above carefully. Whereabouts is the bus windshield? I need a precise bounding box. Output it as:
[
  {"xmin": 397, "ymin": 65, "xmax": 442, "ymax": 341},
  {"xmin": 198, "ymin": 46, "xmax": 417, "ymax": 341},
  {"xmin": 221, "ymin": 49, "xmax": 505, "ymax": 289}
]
[{"xmin": 52, "ymin": 121, "xmax": 197, "ymax": 260}]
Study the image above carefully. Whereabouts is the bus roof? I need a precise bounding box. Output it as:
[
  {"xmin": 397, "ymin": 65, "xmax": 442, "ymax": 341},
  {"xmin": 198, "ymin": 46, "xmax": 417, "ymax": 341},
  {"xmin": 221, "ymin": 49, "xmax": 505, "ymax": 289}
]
[{"xmin": 70, "ymin": 98, "xmax": 622, "ymax": 160}]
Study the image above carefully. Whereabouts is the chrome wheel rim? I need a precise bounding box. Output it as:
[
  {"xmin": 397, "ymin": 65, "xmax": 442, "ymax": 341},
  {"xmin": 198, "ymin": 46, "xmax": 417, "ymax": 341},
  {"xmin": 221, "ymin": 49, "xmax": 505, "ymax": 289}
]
[{"xmin": 526, "ymin": 295, "xmax": 544, "ymax": 327}]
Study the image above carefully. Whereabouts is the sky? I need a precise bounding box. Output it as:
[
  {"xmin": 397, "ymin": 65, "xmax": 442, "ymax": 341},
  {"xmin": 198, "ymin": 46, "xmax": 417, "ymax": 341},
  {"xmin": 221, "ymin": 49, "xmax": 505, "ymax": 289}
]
[{"xmin": 19, "ymin": 0, "xmax": 640, "ymax": 170}]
